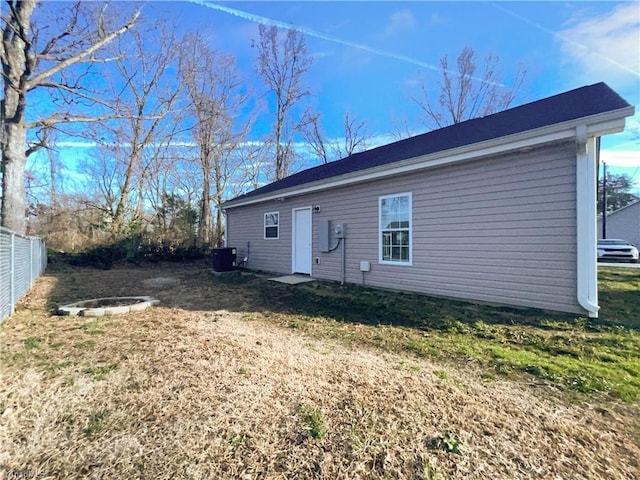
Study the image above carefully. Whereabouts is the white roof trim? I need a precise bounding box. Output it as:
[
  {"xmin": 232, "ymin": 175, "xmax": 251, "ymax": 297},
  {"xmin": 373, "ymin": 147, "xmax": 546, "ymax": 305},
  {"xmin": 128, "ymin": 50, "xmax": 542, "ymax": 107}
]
[{"xmin": 224, "ymin": 106, "xmax": 633, "ymax": 210}]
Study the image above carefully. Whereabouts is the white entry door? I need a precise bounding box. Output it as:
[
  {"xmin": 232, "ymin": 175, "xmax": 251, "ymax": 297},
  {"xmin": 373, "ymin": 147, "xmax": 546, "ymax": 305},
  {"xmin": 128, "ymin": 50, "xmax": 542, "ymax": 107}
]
[{"xmin": 292, "ymin": 207, "xmax": 312, "ymax": 274}]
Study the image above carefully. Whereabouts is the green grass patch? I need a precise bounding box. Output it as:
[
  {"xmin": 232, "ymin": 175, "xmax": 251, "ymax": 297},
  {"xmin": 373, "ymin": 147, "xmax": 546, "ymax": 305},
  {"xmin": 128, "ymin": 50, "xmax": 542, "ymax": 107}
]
[
  {"xmin": 250, "ymin": 267, "xmax": 640, "ymax": 402},
  {"xmin": 434, "ymin": 370, "xmax": 448, "ymax": 380},
  {"xmin": 427, "ymin": 431, "xmax": 462, "ymax": 455},
  {"xmin": 226, "ymin": 432, "xmax": 250, "ymax": 454},
  {"xmin": 84, "ymin": 363, "xmax": 119, "ymax": 381},
  {"xmin": 80, "ymin": 321, "xmax": 105, "ymax": 336},
  {"xmin": 405, "ymin": 339, "xmax": 440, "ymax": 358},
  {"xmin": 299, "ymin": 405, "xmax": 327, "ymax": 440},
  {"xmin": 598, "ymin": 267, "xmax": 640, "ymax": 328},
  {"xmin": 42, "ymin": 360, "xmax": 76, "ymax": 373},
  {"xmin": 23, "ymin": 336, "xmax": 44, "ymax": 350},
  {"xmin": 83, "ymin": 410, "xmax": 109, "ymax": 436}
]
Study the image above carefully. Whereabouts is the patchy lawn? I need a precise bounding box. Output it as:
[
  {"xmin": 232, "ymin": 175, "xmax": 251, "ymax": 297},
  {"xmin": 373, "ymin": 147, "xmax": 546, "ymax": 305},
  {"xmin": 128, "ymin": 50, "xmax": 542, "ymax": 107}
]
[{"xmin": 0, "ymin": 261, "xmax": 638, "ymax": 479}]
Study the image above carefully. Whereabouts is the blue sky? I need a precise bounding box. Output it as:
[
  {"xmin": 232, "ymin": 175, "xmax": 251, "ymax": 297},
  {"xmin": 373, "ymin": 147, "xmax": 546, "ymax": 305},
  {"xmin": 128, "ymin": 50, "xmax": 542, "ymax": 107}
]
[
  {"xmin": 33, "ymin": 1, "xmax": 640, "ymax": 194},
  {"xmin": 156, "ymin": 0, "xmax": 639, "ymax": 183}
]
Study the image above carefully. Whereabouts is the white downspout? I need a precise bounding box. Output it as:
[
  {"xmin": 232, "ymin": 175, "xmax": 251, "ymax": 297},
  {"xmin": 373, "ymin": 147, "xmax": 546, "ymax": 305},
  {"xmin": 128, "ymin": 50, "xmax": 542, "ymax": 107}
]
[{"xmin": 575, "ymin": 125, "xmax": 599, "ymax": 318}]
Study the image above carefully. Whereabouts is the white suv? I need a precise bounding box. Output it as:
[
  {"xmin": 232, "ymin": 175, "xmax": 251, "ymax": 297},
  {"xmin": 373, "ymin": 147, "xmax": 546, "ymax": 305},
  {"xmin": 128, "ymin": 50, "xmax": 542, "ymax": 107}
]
[{"xmin": 597, "ymin": 239, "xmax": 640, "ymax": 263}]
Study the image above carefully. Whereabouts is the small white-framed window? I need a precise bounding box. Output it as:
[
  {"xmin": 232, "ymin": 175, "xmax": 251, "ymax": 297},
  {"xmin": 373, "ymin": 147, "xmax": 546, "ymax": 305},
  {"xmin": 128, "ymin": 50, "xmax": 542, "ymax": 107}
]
[
  {"xmin": 379, "ymin": 193, "xmax": 412, "ymax": 265},
  {"xmin": 264, "ymin": 211, "xmax": 279, "ymax": 239}
]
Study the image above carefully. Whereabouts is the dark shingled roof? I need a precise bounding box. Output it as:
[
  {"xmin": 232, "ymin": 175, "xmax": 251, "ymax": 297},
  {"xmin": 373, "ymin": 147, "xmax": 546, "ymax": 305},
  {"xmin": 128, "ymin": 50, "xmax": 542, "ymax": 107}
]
[{"xmin": 228, "ymin": 82, "xmax": 630, "ymax": 204}]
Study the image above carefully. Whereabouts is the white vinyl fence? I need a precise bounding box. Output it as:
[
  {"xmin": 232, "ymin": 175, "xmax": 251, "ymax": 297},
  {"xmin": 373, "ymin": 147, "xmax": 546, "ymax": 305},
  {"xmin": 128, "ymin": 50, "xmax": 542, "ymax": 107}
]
[{"xmin": 0, "ymin": 227, "xmax": 47, "ymax": 324}]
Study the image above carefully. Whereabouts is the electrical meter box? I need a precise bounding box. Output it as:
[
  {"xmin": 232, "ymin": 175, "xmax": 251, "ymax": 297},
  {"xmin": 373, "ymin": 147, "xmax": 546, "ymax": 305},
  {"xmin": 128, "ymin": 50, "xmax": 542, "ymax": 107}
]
[
  {"xmin": 319, "ymin": 220, "xmax": 346, "ymax": 252},
  {"xmin": 319, "ymin": 219, "xmax": 330, "ymax": 252}
]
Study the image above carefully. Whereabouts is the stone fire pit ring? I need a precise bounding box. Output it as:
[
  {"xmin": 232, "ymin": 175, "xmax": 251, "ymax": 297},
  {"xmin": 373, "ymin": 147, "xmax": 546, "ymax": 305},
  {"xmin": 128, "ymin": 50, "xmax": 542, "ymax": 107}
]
[{"xmin": 57, "ymin": 296, "xmax": 160, "ymax": 317}]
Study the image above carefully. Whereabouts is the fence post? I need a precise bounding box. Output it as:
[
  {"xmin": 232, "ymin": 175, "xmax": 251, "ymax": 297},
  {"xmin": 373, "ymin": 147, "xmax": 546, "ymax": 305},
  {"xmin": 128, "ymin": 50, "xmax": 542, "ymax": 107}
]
[
  {"xmin": 33, "ymin": 238, "xmax": 38, "ymax": 285},
  {"xmin": 30, "ymin": 238, "xmax": 34, "ymax": 287},
  {"xmin": 10, "ymin": 232, "xmax": 15, "ymax": 315},
  {"xmin": 34, "ymin": 238, "xmax": 38, "ymax": 284}
]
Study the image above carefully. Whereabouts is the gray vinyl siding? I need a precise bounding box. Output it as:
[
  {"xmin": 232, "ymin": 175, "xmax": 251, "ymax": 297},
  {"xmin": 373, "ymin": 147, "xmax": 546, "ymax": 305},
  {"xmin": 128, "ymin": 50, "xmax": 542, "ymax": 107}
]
[
  {"xmin": 227, "ymin": 208, "xmax": 293, "ymax": 274},
  {"xmin": 226, "ymin": 141, "xmax": 582, "ymax": 314}
]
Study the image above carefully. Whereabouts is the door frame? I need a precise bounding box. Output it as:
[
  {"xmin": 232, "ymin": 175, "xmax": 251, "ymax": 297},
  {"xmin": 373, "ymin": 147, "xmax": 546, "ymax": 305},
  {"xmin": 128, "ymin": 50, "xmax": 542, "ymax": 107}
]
[{"xmin": 292, "ymin": 206, "xmax": 313, "ymax": 274}]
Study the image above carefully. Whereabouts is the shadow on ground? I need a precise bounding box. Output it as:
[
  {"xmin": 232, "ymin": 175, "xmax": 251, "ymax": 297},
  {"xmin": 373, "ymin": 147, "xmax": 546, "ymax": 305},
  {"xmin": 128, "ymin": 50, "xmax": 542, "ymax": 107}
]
[{"xmin": 42, "ymin": 259, "xmax": 639, "ymax": 333}]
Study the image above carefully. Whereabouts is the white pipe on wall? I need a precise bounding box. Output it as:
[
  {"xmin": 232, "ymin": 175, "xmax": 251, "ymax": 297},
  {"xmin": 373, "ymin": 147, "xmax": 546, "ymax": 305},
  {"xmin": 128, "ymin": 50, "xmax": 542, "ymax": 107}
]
[{"xmin": 575, "ymin": 126, "xmax": 599, "ymax": 318}]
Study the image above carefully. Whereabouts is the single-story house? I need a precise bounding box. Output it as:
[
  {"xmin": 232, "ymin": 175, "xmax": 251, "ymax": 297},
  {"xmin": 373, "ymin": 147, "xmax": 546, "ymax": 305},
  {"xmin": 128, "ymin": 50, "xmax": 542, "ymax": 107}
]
[
  {"xmin": 223, "ymin": 82, "xmax": 634, "ymax": 317},
  {"xmin": 597, "ymin": 200, "xmax": 640, "ymax": 247}
]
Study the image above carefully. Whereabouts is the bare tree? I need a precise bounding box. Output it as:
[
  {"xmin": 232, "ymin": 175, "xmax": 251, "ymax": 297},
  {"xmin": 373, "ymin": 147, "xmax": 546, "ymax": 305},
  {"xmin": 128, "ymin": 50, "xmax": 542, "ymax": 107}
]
[
  {"xmin": 254, "ymin": 25, "xmax": 312, "ymax": 180},
  {"xmin": 89, "ymin": 20, "xmax": 181, "ymax": 239},
  {"xmin": 144, "ymin": 124, "xmax": 193, "ymax": 243},
  {"xmin": 300, "ymin": 111, "xmax": 330, "ymax": 164},
  {"xmin": 0, "ymin": 0, "xmax": 139, "ymax": 234},
  {"xmin": 302, "ymin": 111, "xmax": 369, "ymax": 164},
  {"xmin": 389, "ymin": 114, "xmax": 415, "ymax": 141},
  {"xmin": 232, "ymin": 141, "xmax": 270, "ymax": 194},
  {"xmin": 339, "ymin": 112, "xmax": 368, "ymax": 157},
  {"xmin": 412, "ymin": 46, "xmax": 526, "ymax": 130},
  {"xmin": 180, "ymin": 33, "xmax": 250, "ymax": 247}
]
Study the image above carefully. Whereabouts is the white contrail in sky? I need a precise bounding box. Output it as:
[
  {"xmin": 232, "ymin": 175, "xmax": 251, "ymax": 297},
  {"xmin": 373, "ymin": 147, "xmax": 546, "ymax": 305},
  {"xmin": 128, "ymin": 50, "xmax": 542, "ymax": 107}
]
[
  {"xmin": 186, "ymin": 0, "xmax": 504, "ymax": 86},
  {"xmin": 493, "ymin": 3, "xmax": 640, "ymax": 78}
]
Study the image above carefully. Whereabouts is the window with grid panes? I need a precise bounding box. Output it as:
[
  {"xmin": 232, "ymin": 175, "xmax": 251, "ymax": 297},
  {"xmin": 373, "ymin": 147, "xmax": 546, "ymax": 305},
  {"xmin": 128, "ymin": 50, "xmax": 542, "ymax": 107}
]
[
  {"xmin": 379, "ymin": 193, "xmax": 412, "ymax": 264},
  {"xmin": 264, "ymin": 212, "xmax": 279, "ymax": 239}
]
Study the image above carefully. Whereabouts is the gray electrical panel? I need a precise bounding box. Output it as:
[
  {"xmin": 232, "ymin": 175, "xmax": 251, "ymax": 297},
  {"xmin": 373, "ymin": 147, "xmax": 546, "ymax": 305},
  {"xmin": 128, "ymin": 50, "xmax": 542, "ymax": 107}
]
[
  {"xmin": 319, "ymin": 219, "xmax": 330, "ymax": 252},
  {"xmin": 319, "ymin": 220, "xmax": 346, "ymax": 252}
]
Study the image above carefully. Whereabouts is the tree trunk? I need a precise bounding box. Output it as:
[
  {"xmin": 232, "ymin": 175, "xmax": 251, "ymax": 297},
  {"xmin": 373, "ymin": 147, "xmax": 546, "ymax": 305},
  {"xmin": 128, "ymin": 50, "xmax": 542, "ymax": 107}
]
[
  {"xmin": 1, "ymin": 122, "xmax": 28, "ymax": 234},
  {"xmin": 275, "ymin": 117, "xmax": 285, "ymax": 180},
  {"xmin": 214, "ymin": 164, "xmax": 224, "ymax": 247},
  {"xmin": 197, "ymin": 154, "xmax": 211, "ymax": 248},
  {"xmin": 1, "ymin": 0, "xmax": 37, "ymax": 235},
  {"xmin": 111, "ymin": 146, "xmax": 140, "ymax": 238},
  {"xmin": 1, "ymin": 0, "xmax": 139, "ymax": 235},
  {"xmin": 198, "ymin": 191, "xmax": 210, "ymax": 247}
]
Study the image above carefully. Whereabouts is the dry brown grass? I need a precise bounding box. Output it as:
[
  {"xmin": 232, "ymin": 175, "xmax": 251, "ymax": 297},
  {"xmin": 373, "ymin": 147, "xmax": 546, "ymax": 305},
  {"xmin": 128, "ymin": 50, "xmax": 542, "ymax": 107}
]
[{"xmin": 1, "ymin": 262, "xmax": 638, "ymax": 479}]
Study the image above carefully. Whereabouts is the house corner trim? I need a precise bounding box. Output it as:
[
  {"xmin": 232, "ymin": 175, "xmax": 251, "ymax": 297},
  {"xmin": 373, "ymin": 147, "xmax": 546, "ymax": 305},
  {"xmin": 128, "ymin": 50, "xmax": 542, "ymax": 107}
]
[{"xmin": 575, "ymin": 127, "xmax": 599, "ymax": 318}]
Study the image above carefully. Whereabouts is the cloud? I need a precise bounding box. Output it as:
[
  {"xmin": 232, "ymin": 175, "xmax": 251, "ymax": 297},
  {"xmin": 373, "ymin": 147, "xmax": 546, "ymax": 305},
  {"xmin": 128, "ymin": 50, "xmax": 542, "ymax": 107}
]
[
  {"xmin": 426, "ymin": 12, "xmax": 449, "ymax": 27},
  {"xmin": 494, "ymin": 3, "xmax": 639, "ymax": 88},
  {"xmin": 558, "ymin": 3, "xmax": 640, "ymax": 86},
  {"xmin": 600, "ymin": 150, "xmax": 640, "ymax": 168},
  {"xmin": 55, "ymin": 140, "xmax": 199, "ymax": 148},
  {"xmin": 55, "ymin": 141, "xmax": 97, "ymax": 148},
  {"xmin": 384, "ymin": 9, "xmax": 415, "ymax": 36}
]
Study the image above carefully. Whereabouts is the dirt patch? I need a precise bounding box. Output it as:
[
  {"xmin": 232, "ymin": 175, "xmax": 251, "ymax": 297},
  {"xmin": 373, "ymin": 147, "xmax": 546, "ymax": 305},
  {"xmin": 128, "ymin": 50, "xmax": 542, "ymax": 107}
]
[
  {"xmin": 1, "ymin": 262, "xmax": 638, "ymax": 479},
  {"xmin": 141, "ymin": 277, "xmax": 179, "ymax": 289}
]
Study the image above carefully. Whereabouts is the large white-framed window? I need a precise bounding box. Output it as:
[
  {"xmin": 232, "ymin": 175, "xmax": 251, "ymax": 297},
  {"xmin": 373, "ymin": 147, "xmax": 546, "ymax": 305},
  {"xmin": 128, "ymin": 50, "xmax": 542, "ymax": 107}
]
[
  {"xmin": 379, "ymin": 193, "xmax": 412, "ymax": 265},
  {"xmin": 264, "ymin": 211, "xmax": 279, "ymax": 239}
]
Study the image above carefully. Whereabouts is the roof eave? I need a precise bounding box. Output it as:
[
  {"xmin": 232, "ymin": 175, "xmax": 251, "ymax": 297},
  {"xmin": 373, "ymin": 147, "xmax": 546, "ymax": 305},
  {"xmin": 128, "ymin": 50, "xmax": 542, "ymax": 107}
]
[{"xmin": 223, "ymin": 106, "xmax": 634, "ymax": 210}]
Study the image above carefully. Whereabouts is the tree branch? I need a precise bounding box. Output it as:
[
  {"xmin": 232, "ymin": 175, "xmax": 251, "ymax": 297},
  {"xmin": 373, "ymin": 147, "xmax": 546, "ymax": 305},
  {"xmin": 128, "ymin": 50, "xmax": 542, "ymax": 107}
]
[
  {"xmin": 30, "ymin": 80, "xmax": 124, "ymax": 112},
  {"xmin": 26, "ymin": 9, "xmax": 140, "ymax": 89},
  {"xmin": 27, "ymin": 113, "xmax": 136, "ymax": 129}
]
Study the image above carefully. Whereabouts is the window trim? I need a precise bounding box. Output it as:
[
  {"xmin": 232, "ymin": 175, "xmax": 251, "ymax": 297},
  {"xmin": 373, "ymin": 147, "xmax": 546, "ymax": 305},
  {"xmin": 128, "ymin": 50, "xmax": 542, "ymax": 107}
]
[
  {"xmin": 264, "ymin": 211, "xmax": 279, "ymax": 239},
  {"xmin": 378, "ymin": 192, "xmax": 412, "ymax": 266}
]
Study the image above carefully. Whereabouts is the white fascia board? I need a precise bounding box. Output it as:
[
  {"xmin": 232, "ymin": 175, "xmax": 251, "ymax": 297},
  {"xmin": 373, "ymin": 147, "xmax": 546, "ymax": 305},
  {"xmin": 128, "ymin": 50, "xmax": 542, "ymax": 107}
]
[{"xmin": 224, "ymin": 107, "xmax": 633, "ymax": 210}]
